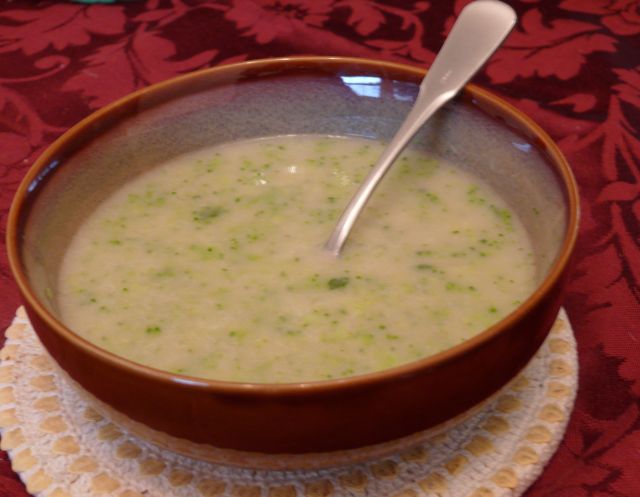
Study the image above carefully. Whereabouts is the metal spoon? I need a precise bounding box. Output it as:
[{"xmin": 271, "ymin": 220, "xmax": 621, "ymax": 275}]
[{"xmin": 325, "ymin": 0, "xmax": 517, "ymax": 256}]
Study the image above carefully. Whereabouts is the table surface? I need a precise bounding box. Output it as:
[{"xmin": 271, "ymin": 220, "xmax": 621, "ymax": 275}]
[{"xmin": 0, "ymin": 1, "xmax": 639, "ymax": 496}]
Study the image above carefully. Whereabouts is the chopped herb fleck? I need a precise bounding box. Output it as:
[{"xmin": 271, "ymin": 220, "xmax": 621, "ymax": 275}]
[
  {"xmin": 490, "ymin": 205, "xmax": 513, "ymax": 229},
  {"xmin": 416, "ymin": 250, "xmax": 433, "ymax": 256},
  {"xmin": 328, "ymin": 277, "xmax": 350, "ymax": 290},
  {"xmin": 416, "ymin": 263, "xmax": 440, "ymax": 273},
  {"xmin": 192, "ymin": 206, "xmax": 225, "ymax": 223},
  {"xmin": 229, "ymin": 329, "xmax": 248, "ymax": 339}
]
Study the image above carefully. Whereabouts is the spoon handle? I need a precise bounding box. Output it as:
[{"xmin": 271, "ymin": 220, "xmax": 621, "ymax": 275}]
[{"xmin": 325, "ymin": 0, "xmax": 517, "ymax": 256}]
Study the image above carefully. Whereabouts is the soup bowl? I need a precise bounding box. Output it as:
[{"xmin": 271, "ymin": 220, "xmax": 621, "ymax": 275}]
[{"xmin": 6, "ymin": 57, "xmax": 578, "ymax": 467}]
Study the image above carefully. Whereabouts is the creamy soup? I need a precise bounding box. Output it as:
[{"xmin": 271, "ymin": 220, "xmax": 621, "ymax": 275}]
[{"xmin": 58, "ymin": 136, "xmax": 536, "ymax": 383}]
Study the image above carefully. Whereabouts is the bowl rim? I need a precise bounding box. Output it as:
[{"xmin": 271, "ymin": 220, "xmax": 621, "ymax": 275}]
[{"xmin": 6, "ymin": 55, "xmax": 580, "ymax": 395}]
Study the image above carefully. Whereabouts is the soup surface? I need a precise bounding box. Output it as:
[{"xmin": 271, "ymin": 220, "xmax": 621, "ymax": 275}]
[{"xmin": 59, "ymin": 135, "xmax": 536, "ymax": 383}]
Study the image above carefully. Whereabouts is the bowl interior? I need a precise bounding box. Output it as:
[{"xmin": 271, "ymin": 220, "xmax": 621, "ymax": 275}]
[{"xmin": 19, "ymin": 60, "xmax": 568, "ymax": 350}]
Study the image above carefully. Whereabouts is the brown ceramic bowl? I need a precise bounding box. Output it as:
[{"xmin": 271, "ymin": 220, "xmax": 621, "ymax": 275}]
[{"xmin": 6, "ymin": 57, "xmax": 578, "ymax": 466}]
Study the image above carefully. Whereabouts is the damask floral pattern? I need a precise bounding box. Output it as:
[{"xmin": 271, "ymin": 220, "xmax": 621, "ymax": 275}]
[
  {"xmin": 0, "ymin": 1, "xmax": 638, "ymax": 496},
  {"xmin": 226, "ymin": 0, "xmax": 334, "ymax": 43}
]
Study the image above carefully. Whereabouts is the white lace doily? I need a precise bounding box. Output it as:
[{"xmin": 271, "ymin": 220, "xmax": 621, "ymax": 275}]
[{"xmin": 0, "ymin": 307, "xmax": 577, "ymax": 497}]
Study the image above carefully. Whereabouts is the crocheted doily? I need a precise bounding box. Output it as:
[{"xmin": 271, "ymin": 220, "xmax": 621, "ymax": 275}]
[{"xmin": 0, "ymin": 307, "xmax": 577, "ymax": 497}]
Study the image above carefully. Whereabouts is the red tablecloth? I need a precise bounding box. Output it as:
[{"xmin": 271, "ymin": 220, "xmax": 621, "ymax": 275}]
[{"xmin": 1, "ymin": 1, "xmax": 639, "ymax": 495}]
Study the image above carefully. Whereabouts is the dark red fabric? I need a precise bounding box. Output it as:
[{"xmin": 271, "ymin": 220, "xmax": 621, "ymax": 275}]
[{"xmin": 1, "ymin": 1, "xmax": 639, "ymax": 495}]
